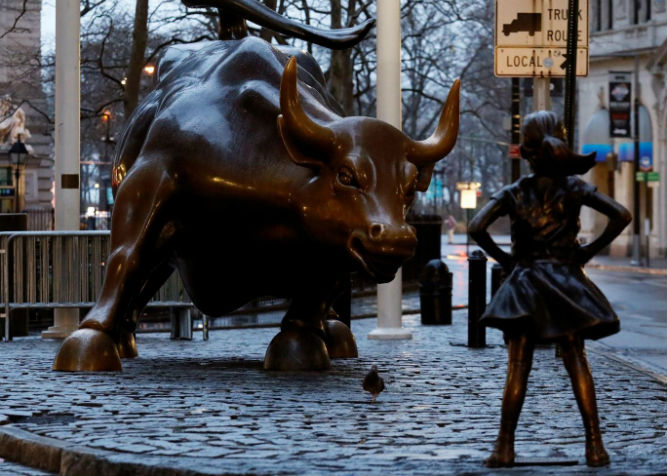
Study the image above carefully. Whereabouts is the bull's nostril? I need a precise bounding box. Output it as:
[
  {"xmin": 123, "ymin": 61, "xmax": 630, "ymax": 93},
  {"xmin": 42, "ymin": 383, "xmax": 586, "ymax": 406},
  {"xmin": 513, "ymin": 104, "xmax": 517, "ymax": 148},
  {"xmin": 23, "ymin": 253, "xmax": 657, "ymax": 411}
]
[{"xmin": 369, "ymin": 224, "xmax": 384, "ymax": 240}]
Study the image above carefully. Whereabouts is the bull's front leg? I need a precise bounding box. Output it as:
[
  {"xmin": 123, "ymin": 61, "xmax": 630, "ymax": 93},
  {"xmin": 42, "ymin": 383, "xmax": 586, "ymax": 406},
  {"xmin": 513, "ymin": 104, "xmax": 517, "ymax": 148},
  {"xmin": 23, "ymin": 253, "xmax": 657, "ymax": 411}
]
[
  {"xmin": 323, "ymin": 273, "xmax": 358, "ymax": 359},
  {"xmin": 263, "ymin": 275, "xmax": 357, "ymax": 371},
  {"xmin": 53, "ymin": 166, "xmax": 176, "ymax": 372}
]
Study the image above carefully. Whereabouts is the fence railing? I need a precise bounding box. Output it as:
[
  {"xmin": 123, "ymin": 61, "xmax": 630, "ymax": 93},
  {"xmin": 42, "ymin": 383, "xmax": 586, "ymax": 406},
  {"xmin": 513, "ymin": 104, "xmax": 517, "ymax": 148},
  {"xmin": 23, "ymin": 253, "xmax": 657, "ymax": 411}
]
[
  {"xmin": 0, "ymin": 231, "xmax": 192, "ymax": 340},
  {"xmin": 24, "ymin": 207, "xmax": 55, "ymax": 231}
]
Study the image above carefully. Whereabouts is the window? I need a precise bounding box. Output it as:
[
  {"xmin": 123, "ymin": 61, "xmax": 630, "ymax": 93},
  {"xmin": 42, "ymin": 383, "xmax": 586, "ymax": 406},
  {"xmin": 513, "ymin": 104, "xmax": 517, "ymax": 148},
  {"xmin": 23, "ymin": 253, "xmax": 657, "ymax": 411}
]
[
  {"xmin": 633, "ymin": 0, "xmax": 651, "ymax": 23},
  {"xmin": 592, "ymin": 0, "xmax": 614, "ymax": 31},
  {"xmin": 593, "ymin": 0, "xmax": 601, "ymax": 31},
  {"xmin": 0, "ymin": 167, "xmax": 13, "ymax": 186}
]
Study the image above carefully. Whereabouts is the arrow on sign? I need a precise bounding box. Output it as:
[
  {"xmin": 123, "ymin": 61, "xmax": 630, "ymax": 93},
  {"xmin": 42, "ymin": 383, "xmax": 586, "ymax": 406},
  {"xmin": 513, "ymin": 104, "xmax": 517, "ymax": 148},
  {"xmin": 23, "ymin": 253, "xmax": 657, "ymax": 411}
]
[{"xmin": 560, "ymin": 52, "xmax": 572, "ymax": 70}]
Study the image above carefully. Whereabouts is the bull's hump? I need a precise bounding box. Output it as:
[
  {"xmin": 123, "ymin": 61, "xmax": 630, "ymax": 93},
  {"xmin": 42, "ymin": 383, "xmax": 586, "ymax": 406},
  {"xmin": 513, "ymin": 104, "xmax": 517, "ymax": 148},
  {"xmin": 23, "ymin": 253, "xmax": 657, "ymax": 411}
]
[
  {"xmin": 157, "ymin": 38, "xmax": 284, "ymax": 91},
  {"xmin": 156, "ymin": 38, "xmax": 334, "ymax": 118}
]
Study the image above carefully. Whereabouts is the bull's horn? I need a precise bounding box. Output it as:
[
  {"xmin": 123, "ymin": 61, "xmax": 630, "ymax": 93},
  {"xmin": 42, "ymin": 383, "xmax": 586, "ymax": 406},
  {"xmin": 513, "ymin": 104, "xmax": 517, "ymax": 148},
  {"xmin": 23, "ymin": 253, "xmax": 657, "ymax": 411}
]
[
  {"xmin": 406, "ymin": 79, "xmax": 460, "ymax": 166},
  {"xmin": 182, "ymin": 0, "xmax": 374, "ymax": 49},
  {"xmin": 279, "ymin": 57, "xmax": 336, "ymax": 157}
]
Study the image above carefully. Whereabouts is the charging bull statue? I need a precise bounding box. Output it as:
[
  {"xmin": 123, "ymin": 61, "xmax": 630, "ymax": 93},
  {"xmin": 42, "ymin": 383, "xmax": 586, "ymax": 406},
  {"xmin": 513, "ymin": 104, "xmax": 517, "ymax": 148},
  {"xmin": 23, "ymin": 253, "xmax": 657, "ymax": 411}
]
[{"xmin": 54, "ymin": 0, "xmax": 459, "ymax": 372}]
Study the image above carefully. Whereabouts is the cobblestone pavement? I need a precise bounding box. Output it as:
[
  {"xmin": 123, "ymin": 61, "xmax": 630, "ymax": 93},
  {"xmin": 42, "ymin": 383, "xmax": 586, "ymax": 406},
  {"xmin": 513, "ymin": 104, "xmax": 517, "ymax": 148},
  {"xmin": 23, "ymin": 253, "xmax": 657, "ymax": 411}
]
[{"xmin": 1, "ymin": 311, "xmax": 665, "ymax": 476}]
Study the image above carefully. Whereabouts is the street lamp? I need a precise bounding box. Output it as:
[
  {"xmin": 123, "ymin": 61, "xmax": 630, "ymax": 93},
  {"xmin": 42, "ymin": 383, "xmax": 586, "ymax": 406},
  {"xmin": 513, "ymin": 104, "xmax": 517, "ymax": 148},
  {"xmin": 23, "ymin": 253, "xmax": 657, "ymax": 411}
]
[
  {"xmin": 100, "ymin": 111, "xmax": 116, "ymax": 224},
  {"xmin": 7, "ymin": 136, "xmax": 29, "ymax": 213}
]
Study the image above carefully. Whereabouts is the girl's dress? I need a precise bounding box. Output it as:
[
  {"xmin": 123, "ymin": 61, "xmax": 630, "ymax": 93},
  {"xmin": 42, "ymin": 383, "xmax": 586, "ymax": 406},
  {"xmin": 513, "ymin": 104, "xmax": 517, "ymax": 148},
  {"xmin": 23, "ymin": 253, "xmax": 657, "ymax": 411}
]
[{"xmin": 480, "ymin": 174, "xmax": 620, "ymax": 342}]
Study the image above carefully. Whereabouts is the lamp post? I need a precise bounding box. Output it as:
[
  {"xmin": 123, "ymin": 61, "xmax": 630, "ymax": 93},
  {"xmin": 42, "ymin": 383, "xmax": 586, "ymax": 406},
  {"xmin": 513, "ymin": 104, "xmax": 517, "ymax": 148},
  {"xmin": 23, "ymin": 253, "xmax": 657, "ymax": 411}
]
[
  {"xmin": 100, "ymin": 111, "xmax": 115, "ymax": 219},
  {"xmin": 8, "ymin": 137, "xmax": 29, "ymax": 213}
]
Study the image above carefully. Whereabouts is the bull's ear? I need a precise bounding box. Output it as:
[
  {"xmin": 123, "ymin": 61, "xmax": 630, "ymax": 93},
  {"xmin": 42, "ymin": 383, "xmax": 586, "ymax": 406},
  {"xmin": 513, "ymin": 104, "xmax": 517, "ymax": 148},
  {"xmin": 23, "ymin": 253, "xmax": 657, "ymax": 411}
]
[
  {"xmin": 414, "ymin": 163, "xmax": 435, "ymax": 192},
  {"xmin": 277, "ymin": 115, "xmax": 325, "ymax": 169}
]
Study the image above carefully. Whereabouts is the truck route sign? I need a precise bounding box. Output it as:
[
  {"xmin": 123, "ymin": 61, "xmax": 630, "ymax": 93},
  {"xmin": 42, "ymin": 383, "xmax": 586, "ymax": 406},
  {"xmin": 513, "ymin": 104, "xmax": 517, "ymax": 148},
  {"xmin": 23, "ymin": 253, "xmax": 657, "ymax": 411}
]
[{"xmin": 495, "ymin": 0, "xmax": 589, "ymax": 77}]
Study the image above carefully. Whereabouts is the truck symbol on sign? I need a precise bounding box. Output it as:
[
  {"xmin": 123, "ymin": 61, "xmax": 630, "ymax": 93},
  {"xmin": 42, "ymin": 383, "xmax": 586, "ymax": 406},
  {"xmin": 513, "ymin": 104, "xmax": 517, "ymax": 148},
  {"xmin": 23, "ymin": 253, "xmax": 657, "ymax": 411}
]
[{"xmin": 503, "ymin": 13, "xmax": 542, "ymax": 36}]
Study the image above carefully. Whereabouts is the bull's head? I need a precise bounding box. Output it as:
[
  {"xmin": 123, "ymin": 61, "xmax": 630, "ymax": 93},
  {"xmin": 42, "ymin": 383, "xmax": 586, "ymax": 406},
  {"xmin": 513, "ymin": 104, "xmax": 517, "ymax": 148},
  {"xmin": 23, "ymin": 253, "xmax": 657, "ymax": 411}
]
[{"xmin": 277, "ymin": 58, "xmax": 459, "ymax": 282}]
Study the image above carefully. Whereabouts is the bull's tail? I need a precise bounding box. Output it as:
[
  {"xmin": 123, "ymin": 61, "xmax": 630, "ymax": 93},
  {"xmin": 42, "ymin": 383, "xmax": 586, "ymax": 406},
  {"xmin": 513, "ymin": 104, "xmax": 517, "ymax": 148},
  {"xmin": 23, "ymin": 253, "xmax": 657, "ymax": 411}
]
[
  {"xmin": 182, "ymin": 0, "xmax": 374, "ymax": 49},
  {"xmin": 111, "ymin": 92, "xmax": 160, "ymax": 195}
]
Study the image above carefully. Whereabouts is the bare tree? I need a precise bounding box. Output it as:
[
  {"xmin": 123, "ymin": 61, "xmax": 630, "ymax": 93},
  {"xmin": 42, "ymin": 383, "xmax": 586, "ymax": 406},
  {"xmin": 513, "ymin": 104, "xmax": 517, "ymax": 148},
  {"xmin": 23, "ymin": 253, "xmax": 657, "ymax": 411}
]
[{"xmin": 123, "ymin": 0, "xmax": 149, "ymax": 117}]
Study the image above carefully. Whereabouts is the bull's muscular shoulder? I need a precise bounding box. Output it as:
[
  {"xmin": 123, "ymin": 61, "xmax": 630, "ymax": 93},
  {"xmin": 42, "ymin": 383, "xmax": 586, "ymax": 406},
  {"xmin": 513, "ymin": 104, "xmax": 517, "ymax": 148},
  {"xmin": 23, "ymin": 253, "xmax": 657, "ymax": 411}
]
[
  {"xmin": 115, "ymin": 37, "xmax": 339, "ymax": 195},
  {"xmin": 136, "ymin": 37, "xmax": 337, "ymax": 157},
  {"xmin": 155, "ymin": 37, "xmax": 332, "ymax": 115}
]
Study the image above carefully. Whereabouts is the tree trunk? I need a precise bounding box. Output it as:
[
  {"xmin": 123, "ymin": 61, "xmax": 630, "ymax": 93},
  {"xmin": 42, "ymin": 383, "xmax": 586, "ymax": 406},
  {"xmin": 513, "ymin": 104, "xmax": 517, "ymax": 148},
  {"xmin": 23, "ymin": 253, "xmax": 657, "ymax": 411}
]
[
  {"xmin": 123, "ymin": 0, "xmax": 149, "ymax": 118},
  {"xmin": 328, "ymin": 0, "xmax": 354, "ymax": 116}
]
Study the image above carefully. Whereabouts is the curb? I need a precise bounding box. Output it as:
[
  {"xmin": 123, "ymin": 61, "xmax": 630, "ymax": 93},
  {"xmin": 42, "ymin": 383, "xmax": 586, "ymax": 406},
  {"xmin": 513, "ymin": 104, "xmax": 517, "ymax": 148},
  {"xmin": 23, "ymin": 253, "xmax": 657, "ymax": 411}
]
[
  {"xmin": 586, "ymin": 262, "xmax": 667, "ymax": 276},
  {"xmin": 586, "ymin": 342, "xmax": 667, "ymax": 386},
  {"xmin": 0, "ymin": 426, "xmax": 216, "ymax": 476}
]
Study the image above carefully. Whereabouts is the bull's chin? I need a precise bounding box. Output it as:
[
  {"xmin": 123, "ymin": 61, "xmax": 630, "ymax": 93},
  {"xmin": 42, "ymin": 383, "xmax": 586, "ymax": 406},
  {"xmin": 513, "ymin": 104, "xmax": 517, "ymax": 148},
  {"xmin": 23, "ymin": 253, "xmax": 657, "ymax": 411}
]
[{"xmin": 347, "ymin": 241, "xmax": 403, "ymax": 284}]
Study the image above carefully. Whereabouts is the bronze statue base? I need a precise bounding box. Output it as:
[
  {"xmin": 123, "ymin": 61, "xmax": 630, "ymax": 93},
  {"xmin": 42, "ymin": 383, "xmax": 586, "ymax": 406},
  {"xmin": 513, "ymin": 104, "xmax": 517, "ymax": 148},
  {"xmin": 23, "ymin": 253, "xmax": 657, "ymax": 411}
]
[
  {"xmin": 324, "ymin": 320, "xmax": 358, "ymax": 359},
  {"xmin": 53, "ymin": 328, "xmax": 122, "ymax": 372},
  {"xmin": 117, "ymin": 331, "xmax": 138, "ymax": 359},
  {"xmin": 264, "ymin": 329, "xmax": 331, "ymax": 371}
]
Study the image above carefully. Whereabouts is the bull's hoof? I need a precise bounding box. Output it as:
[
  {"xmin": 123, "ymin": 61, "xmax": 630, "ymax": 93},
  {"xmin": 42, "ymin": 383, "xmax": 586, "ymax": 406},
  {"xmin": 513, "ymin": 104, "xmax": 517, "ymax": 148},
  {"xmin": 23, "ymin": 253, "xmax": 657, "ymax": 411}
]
[
  {"xmin": 117, "ymin": 331, "xmax": 138, "ymax": 359},
  {"xmin": 324, "ymin": 320, "xmax": 358, "ymax": 359},
  {"xmin": 53, "ymin": 328, "xmax": 122, "ymax": 371},
  {"xmin": 264, "ymin": 330, "xmax": 331, "ymax": 370}
]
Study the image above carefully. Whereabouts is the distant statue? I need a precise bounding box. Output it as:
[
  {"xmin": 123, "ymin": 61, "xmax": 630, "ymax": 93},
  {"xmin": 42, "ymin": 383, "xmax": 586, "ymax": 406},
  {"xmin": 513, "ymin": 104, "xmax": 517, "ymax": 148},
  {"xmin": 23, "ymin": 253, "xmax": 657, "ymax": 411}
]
[
  {"xmin": 0, "ymin": 95, "xmax": 33, "ymax": 152},
  {"xmin": 469, "ymin": 111, "xmax": 631, "ymax": 468}
]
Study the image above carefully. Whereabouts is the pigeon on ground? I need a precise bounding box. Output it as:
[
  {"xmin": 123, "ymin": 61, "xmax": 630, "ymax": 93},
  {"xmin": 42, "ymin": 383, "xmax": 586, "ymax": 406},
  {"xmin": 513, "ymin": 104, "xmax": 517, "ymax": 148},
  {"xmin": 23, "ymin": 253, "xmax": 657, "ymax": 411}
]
[{"xmin": 363, "ymin": 365, "xmax": 385, "ymax": 403}]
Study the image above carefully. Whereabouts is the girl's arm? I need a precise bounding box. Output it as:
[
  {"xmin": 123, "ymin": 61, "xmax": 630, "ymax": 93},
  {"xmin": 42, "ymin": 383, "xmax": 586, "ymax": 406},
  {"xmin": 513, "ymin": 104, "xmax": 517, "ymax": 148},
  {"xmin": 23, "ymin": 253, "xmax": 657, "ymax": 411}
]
[
  {"xmin": 469, "ymin": 199, "xmax": 514, "ymax": 271},
  {"xmin": 578, "ymin": 191, "xmax": 632, "ymax": 264}
]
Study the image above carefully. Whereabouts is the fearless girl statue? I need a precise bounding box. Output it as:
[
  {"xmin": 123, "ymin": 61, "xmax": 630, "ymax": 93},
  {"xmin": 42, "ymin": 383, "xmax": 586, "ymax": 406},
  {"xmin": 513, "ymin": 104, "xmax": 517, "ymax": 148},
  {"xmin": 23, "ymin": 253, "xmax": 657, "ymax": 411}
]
[{"xmin": 469, "ymin": 110, "xmax": 631, "ymax": 467}]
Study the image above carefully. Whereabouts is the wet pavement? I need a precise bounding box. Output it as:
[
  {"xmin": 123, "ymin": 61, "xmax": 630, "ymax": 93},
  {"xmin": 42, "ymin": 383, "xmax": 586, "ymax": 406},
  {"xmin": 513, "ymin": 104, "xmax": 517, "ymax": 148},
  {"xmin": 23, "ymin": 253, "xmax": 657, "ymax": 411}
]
[
  {"xmin": 1, "ymin": 318, "xmax": 665, "ymax": 475},
  {"xmin": 0, "ymin": 238, "xmax": 665, "ymax": 476}
]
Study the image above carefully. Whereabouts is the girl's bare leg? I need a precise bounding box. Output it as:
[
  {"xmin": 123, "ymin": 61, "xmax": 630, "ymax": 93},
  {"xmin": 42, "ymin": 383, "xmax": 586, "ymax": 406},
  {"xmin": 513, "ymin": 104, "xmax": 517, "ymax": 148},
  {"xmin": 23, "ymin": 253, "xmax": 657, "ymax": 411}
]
[
  {"xmin": 560, "ymin": 335, "xmax": 610, "ymax": 467},
  {"xmin": 486, "ymin": 333, "xmax": 535, "ymax": 467}
]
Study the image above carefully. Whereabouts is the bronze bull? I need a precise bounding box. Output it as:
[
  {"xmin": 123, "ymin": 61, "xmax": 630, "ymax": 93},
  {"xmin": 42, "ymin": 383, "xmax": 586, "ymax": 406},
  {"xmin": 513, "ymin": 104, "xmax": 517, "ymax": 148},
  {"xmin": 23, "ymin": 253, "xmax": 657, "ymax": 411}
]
[{"xmin": 53, "ymin": 7, "xmax": 459, "ymax": 372}]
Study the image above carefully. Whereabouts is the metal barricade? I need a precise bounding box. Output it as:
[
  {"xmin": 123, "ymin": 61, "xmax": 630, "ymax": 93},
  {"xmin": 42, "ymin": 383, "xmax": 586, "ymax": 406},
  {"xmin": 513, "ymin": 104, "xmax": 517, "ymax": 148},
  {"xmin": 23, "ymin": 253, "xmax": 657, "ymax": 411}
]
[{"xmin": 0, "ymin": 231, "xmax": 192, "ymax": 341}]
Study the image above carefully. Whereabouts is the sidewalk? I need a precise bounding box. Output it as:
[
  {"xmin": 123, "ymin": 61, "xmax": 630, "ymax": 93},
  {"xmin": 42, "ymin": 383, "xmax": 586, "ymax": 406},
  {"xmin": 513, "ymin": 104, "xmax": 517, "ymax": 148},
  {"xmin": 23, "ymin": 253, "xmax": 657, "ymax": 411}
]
[
  {"xmin": 1, "ymin": 310, "xmax": 665, "ymax": 476},
  {"xmin": 444, "ymin": 234, "xmax": 667, "ymax": 276}
]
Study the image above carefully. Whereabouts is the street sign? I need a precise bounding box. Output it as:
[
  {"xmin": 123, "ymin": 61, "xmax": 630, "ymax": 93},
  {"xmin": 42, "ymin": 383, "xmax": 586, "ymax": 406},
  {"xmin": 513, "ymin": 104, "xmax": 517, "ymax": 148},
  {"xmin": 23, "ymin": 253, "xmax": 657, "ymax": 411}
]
[
  {"xmin": 636, "ymin": 172, "xmax": 660, "ymax": 182},
  {"xmin": 609, "ymin": 72, "xmax": 632, "ymax": 138},
  {"xmin": 496, "ymin": 47, "xmax": 588, "ymax": 77},
  {"xmin": 639, "ymin": 153, "xmax": 653, "ymax": 172},
  {"xmin": 495, "ymin": 0, "xmax": 589, "ymax": 77},
  {"xmin": 456, "ymin": 182, "xmax": 481, "ymax": 191},
  {"xmin": 460, "ymin": 189, "xmax": 477, "ymax": 209},
  {"xmin": 509, "ymin": 143, "xmax": 521, "ymax": 158}
]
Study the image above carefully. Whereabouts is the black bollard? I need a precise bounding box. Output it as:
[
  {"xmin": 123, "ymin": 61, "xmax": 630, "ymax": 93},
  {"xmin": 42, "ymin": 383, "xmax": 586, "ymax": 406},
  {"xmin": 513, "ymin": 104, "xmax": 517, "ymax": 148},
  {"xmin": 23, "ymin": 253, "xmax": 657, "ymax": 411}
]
[
  {"xmin": 490, "ymin": 263, "xmax": 505, "ymax": 297},
  {"xmin": 419, "ymin": 259, "xmax": 453, "ymax": 325},
  {"xmin": 467, "ymin": 250, "xmax": 487, "ymax": 348}
]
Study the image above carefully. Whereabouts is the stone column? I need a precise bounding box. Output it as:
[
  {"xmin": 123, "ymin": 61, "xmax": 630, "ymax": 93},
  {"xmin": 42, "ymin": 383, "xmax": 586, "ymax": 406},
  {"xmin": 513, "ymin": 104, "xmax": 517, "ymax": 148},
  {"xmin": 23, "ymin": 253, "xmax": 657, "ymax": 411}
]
[
  {"xmin": 42, "ymin": 0, "xmax": 80, "ymax": 339},
  {"xmin": 369, "ymin": 0, "xmax": 411, "ymax": 340}
]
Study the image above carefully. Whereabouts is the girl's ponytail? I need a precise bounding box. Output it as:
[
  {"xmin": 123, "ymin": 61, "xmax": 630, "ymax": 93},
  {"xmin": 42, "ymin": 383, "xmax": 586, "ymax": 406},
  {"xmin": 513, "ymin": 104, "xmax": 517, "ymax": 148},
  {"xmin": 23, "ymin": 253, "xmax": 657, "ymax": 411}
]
[{"xmin": 521, "ymin": 111, "xmax": 596, "ymax": 177}]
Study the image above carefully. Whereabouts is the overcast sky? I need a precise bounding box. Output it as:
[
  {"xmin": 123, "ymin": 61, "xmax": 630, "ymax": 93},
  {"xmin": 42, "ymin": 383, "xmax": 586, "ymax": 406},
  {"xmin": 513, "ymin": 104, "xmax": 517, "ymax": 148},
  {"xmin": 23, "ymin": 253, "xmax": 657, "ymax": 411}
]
[{"xmin": 41, "ymin": 1, "xmax": 55, "ymax": 50}]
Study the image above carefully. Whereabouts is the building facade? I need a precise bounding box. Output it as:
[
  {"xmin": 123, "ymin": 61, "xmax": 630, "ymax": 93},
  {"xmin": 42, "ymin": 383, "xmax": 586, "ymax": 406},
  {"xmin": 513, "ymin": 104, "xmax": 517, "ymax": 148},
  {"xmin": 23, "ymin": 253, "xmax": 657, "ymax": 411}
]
[
  {"xmin": 578, "ymin": 0, "xmax": 667, "ymax": 258},
  {"xmin": 0, "ymin": 0, "xmax": 54, "ymax": 222}
]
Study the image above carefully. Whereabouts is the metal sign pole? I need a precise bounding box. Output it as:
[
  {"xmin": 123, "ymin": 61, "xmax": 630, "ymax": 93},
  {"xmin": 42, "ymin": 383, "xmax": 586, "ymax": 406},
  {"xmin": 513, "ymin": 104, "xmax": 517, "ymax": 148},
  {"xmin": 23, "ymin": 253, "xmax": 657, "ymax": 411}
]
[
  {"xmin": 564, "ymin": 0, "xmax": 580, "ymax": 147},
  {"xmin": 511, "ymin": 78, "xmax": 521, "ymax": 181},
  {"xmin": 631, "ymin": 54, "xmax": 642, "ymax": 265}
]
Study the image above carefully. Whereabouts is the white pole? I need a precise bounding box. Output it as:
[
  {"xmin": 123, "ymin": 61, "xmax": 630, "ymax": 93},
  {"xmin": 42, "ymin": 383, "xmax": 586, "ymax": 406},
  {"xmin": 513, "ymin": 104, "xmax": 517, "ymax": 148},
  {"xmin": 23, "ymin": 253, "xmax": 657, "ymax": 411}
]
[
  {"xmin": 369, "ymin": 0, "xmax": 411, "ymax": 340},
  {"xmin": 533, "ymin": 77, "xmax": 551, "ymax": 111},
  {"xmin": 42, "ymin": 0, "xmax": 80, "ymax": 339}
]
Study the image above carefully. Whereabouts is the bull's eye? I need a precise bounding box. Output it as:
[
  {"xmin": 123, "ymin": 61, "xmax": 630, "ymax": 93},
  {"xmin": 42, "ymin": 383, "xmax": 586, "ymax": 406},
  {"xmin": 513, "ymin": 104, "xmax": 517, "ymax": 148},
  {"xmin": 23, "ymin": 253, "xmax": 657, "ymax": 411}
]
[{"xmin": 337, "ymin": 167, "xmax": 358, "ymax": 188}]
